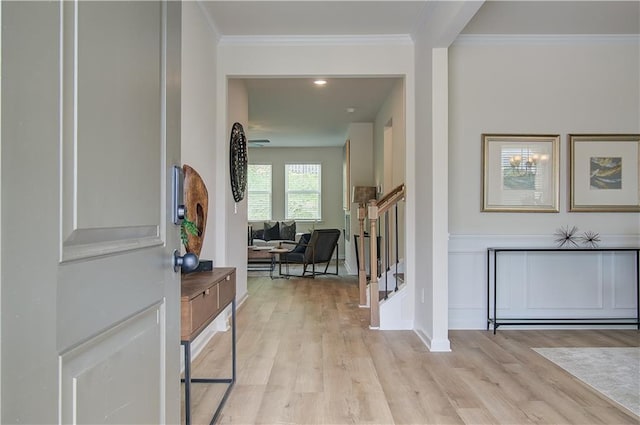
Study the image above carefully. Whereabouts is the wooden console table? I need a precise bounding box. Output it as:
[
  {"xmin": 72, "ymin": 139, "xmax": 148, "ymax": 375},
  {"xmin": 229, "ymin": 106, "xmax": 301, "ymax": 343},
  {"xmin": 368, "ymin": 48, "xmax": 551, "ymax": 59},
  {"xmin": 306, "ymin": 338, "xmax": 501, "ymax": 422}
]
[
  {"xmin": 487, "ymin": 247, "xmax": 640, "ymax": 334},
  {"xmin": 181, "ymin": 267, "xmax": 236, "ymax": 425}
]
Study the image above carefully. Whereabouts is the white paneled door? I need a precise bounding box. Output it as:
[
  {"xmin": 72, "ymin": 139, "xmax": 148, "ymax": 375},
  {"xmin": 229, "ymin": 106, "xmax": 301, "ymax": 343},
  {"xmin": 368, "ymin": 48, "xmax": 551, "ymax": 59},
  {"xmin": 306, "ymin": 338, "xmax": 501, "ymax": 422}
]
[{"xmin": 2, "ymin": 1, "xmax": 181, "ymax": 423}]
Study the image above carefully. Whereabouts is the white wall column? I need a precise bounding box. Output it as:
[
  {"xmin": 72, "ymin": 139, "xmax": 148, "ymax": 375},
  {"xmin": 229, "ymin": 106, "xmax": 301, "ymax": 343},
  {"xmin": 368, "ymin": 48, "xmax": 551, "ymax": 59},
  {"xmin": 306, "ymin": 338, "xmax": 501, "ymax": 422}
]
[
  {"xmin": 430, "ymin": 47, "xmax": 450, "ymax": 351},
  {"xmin": 412, "ymin": 1, "xmax": 483, "ymax": 351}
]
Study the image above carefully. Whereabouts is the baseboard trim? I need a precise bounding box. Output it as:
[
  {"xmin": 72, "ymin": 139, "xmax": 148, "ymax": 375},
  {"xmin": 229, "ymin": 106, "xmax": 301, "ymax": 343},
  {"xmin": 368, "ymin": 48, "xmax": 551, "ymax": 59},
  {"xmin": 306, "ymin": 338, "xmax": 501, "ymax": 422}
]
[{"xmin": 414, "ymin": 329, "xmax": 451, "ymax": 352}]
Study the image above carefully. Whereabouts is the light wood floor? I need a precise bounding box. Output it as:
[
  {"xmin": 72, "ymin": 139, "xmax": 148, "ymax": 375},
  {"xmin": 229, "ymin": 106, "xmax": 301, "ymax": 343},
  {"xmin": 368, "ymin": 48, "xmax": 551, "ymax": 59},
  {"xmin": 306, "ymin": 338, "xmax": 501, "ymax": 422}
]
[{"xmin": 183, "ymin": 273, "xmax": 640, "ymax": 425}]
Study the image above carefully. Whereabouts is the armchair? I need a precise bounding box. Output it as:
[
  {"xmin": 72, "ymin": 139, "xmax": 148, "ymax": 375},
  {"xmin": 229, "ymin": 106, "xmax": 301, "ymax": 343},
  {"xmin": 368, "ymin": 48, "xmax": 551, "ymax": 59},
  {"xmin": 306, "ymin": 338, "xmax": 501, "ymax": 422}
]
[{"xmin": 280, "ymin": 229, "xmax": 340, "ymax": 278}]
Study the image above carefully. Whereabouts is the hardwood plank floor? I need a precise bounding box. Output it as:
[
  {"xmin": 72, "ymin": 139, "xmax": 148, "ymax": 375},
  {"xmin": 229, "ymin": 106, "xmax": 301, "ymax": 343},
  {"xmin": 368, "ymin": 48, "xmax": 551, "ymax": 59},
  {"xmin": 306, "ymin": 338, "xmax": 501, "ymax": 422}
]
[{"xmin": 183, "ymin": 273, "xmax": 640, "ymax": 424}]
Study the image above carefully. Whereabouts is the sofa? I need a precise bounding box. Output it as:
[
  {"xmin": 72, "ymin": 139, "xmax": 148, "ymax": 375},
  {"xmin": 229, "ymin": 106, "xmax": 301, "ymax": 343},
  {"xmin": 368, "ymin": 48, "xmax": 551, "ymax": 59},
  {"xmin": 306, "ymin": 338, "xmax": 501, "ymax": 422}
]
[{"xmin": 248, "ymin": 221, "xmax": 303, "ymax": 247}]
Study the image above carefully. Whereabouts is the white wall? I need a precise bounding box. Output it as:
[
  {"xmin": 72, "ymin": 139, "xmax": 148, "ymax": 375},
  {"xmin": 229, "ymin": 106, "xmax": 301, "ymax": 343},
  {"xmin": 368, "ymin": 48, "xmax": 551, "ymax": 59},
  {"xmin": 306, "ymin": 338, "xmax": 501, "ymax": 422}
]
[
  {"xmin": 448, "ymin": 36, "xmax": 640, "ymax": 329},
  {"xmin": 373, "ymin": 78, "xmax": 407, "ymax": 264},
  {"xmin": 248, "ymin": 146, "xmax": 345, "ymax": 255},
  {"xmin": 374, "ymin": 79, "xmax": 406, "ymax": 194},
  {"xmin": 226, "ymin": 80, "xmax": 250, "ymax": 300},
  {"xmin": 344, "ymin": 123, "xmax": 374, "ymax": 274},
  {"xmin": 181, "ymin": 3, "xmax": 235, "ymax": 356},
  {"xmin": 181, "ymin": 2, "xmax": 218, "ymax": 263}
]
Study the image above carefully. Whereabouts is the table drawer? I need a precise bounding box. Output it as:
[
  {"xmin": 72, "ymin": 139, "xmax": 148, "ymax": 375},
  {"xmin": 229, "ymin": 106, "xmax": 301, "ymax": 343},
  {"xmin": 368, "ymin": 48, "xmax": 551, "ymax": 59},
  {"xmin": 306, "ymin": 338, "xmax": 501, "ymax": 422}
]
[
  {"xmin": 190, "ymin": 287, "xmax": 219, "ymax": 337},
  {"xmin": 181, "ymin": 267, "xmax": 236, "ymax": 341},
  {"xmin": 218, "ymin": 271, "xmax": 236, "ymax": 309}
]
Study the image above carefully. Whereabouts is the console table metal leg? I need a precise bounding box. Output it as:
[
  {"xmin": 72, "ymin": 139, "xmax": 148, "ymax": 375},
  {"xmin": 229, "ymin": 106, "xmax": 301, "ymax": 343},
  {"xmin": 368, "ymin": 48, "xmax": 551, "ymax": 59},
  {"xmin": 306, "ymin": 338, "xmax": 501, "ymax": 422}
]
[
  {"xmin": 487, "ymin": 249, "xmax": 490, "ymax": 331},
  {"xmin": 493, "ymin": 251, "xmax": 498, "ymax": 334},
  {"xmin": 209, "ymin": 299, "xmax": 237, "ymax": 425},
  {"xmin": 182, "ymin": 341, "xmax": 192, "ymax": 425},
  {"xmin": 232, "ymin": 299, "xmax": 236, "ymax": 382},
  {"xmin": 181, "ymin": 301, "xmax": 237, "ymax": 425}
]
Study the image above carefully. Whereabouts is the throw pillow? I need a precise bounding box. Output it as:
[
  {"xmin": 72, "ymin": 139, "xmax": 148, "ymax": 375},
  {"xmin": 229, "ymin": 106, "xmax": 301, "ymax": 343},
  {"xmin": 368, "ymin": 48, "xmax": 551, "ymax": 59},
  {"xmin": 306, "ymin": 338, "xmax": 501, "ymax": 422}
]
[
  {"xmin": 292, "ymin": 233, "xmax": 311, "ymax": 253},
  {"xmin": 251, "ymin": 228, "xmax": 264, "ymax": 241},
  {"xmin": 263, "ymin": 221, "xmax": 280, "ymax": 241},
  {"xmin": 280, "ymin": 221, "xmax": 296, "ymax": 241}
]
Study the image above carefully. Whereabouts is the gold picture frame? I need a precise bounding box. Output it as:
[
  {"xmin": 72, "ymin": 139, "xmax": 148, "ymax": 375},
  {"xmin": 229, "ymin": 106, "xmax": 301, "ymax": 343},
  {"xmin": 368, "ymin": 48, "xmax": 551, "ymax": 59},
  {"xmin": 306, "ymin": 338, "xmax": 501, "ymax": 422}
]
[
  {"xmin": 482, "ymin": 134, "xmax": 560, "ymax": 212},
  {"xmin": 569, "ymin": 134, "xmax": 640, "ymax": 212}
]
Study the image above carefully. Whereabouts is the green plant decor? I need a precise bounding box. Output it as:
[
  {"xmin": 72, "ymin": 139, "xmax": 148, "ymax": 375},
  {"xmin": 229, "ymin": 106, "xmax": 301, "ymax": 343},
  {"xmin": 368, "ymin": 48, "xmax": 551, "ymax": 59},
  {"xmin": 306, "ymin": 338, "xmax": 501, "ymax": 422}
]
[{"xmin": 181, "ymin": 217, "xmax": 198, "ymax": 247}]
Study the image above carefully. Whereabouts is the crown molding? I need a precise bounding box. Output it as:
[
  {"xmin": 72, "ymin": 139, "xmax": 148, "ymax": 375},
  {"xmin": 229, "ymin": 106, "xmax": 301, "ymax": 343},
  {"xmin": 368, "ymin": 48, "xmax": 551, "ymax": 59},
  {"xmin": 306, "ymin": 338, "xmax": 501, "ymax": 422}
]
[
  {"xmin": 218, "ymin": 34, "xmax": 414, "ymax": 47},
  {"xmin": 453, "ymin": 34, "xmax": 640, "ymax": 46}
]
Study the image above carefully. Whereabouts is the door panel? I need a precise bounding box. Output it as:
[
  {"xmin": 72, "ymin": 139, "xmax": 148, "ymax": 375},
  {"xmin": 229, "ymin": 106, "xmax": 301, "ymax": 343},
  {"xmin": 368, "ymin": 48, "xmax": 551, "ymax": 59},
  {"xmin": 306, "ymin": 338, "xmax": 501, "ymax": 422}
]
[
  {"xmin": 61, "ymin": 1, "xmax": 163, "ymax": 261},
  {"xmin": 60, "ymin": 304, "xmax": 163, "ymax": 424},
  {"xmin": 1, "ymin": 1, "xmax": 181, "ymax": 423},
  {"xmin": 57, "ymin": 248, "xmax": 166, "ymax": 352},
  {"xmin": 58, "ymin": 2, "xmax": 180, "ymax": 423},
  {"xmin": 74, "ymin": 1, "xmax": 162, "ymax": 231}
]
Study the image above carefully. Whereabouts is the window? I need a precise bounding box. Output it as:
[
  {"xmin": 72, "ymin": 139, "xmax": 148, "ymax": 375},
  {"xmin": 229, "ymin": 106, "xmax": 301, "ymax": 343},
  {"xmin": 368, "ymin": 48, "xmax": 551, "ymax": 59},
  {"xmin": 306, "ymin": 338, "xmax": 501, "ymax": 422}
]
[
  {"xmin": 285, "ymin": 163, "xmax": 322, "ymax": 220},
  {"xmin": 247, "ymin": 164, "xmax": 272, "ymax": 221}
]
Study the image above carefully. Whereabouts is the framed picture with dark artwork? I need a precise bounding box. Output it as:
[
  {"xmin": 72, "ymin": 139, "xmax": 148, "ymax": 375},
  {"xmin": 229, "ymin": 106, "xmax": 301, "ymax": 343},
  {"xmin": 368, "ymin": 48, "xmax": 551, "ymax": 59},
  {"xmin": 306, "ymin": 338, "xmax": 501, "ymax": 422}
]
[
  {"xmin": 569, "ymin": 134, "xmax": 640, "ymax": 212},
  {"xmin": 482, "ymin": 134, "xmax": 560, "ymax": 212}
]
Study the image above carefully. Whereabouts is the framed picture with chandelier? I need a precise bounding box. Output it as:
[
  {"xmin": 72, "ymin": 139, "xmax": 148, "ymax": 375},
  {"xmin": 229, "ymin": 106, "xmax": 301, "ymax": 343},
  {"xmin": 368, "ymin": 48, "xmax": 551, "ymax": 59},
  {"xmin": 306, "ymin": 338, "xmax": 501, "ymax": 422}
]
[
  {"xmin": 482, "ymin": 134, "xmax": 560, "ymax": 212},
  {"xmin": 569, "ymin": 134, "xmax": 640, "ymax": 212}
]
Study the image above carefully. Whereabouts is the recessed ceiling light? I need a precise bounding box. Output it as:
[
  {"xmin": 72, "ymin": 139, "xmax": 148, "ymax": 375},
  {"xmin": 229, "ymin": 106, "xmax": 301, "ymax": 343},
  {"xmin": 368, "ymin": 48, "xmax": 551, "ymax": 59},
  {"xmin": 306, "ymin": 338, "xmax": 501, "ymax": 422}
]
[
  {"xmin": 346, "ymin": 107, "xmax": 355, "ymax": 113},
  {"xmin": 314, "ymin": 79, "xmax": 327, "ymax": 86}
]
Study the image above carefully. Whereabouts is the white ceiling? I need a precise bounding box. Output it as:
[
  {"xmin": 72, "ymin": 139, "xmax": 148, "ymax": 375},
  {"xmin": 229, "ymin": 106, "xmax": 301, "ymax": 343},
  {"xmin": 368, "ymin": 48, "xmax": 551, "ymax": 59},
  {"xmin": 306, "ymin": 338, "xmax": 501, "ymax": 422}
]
[
  {"xmin": 240, "ymin": 77, "xmax": 400, "ymax": 147},
  {"xmin": 201, "ymin": 1, "xmax": 639, "ymax": 147}
]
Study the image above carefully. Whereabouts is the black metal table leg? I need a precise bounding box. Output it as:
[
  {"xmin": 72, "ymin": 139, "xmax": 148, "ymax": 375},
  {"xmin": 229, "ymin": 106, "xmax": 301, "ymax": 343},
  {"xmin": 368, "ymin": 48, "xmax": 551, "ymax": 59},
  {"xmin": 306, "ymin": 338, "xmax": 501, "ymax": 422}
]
[
  {"xmin": 493, "ymin": 250, "xmax": 498, "ymax": 334},
  {"xmin": 182, "ymin": 341, "xmax": 192, "ymax": 425},
  {"xmin": 487, "ymin": 249, "xmax": 490, "ymax": 331},
  {"xmin": 181, "ymin": 300, "xmax": 237, "ymax": 425}
]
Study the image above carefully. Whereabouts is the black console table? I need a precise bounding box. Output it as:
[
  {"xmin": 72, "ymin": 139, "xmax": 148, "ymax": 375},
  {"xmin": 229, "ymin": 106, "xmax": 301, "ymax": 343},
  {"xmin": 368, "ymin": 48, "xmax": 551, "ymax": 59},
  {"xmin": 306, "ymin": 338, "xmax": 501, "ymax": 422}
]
[{"xmin": 487, "ymin": 247, "xmax": 640, "ymax": 334}]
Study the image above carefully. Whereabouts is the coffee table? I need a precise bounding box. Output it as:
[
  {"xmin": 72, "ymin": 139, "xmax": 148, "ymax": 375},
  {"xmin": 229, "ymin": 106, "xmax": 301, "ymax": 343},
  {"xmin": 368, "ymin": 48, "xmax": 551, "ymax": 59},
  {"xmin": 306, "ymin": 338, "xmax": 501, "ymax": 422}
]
[
  {"xmin": 247, "ymin": 247, "xmax": 276, "ymax": 278},
  {"xmin": 270, "ymin": 247, "xmax": 291, "ymax": 277}
]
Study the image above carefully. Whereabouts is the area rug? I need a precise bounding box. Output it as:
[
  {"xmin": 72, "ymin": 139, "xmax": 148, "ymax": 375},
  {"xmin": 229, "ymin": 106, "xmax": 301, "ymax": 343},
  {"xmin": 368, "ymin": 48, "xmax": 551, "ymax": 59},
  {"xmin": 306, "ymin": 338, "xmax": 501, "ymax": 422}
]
[{"xmin": 533, "ymin": 347, "xmax": 640, "ymax": 416}]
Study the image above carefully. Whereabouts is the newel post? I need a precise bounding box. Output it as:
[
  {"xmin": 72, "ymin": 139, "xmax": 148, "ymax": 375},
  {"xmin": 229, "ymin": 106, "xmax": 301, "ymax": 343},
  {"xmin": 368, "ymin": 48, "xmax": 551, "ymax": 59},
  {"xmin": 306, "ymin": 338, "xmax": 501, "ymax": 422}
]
[
  {"xmin": 357, "ymin": 205, "xmax": 368, "ymax": 307},
  {"xmin": 368, "ymin": 199, "xmax": 380, "ymax": 328}
]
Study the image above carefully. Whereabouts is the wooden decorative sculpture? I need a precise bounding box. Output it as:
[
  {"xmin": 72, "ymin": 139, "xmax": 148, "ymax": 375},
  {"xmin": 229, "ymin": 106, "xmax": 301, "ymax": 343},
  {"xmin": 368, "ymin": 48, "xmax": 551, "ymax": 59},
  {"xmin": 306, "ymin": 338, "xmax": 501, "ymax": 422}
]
[{"xmin": 183, "ymin": 164, "xmax": 208, "ymax": 257}]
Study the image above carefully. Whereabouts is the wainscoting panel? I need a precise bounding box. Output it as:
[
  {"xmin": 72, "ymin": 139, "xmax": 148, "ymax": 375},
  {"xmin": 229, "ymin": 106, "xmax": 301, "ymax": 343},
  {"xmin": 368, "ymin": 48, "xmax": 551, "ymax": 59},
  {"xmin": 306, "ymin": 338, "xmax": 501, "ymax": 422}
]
[
  {"xmin": 525, "ymin": 252, "xmax": 603, "ymax": 310},
  {"xmin": 449, "ymin": 252, "xmax": 485, "ymax": 309},
  {"xmin": 449, "ymin": 235, "xmax": 639, "ymax": 329},
  {"xmin": 612, "ymin": 252, "xmax": 638, "ymax": 309}
]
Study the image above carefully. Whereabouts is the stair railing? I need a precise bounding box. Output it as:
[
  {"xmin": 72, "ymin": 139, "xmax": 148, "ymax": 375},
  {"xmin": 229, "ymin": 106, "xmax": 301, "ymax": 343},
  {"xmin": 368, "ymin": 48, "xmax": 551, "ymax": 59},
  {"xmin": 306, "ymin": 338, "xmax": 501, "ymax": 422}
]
[{"xmin": 367, "ymin": 183, "xmax": 405, "ymax": 328}]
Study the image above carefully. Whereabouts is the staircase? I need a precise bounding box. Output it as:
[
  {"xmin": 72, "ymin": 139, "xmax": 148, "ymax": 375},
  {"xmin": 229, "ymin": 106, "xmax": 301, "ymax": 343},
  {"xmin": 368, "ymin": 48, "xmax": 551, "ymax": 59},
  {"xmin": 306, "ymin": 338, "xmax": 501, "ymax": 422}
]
[{"xmin": 356, "ymin": 183, "xmax": 406, "ymax": 328}]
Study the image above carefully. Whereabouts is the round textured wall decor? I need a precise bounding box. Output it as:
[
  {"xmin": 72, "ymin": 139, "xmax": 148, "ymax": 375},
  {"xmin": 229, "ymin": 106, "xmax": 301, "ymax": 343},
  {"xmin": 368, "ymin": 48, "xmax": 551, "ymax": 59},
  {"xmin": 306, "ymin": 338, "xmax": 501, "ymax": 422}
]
[
  {"xmin": 229, "ymin": 122, "xmax": 248, "ymax": 202},
  {"xmin": 183, "ymin": 164, "xmax": 208, "ymax": 257}
]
